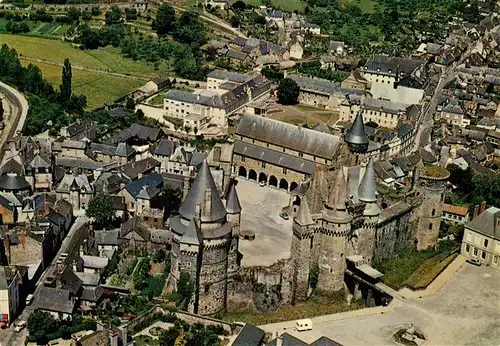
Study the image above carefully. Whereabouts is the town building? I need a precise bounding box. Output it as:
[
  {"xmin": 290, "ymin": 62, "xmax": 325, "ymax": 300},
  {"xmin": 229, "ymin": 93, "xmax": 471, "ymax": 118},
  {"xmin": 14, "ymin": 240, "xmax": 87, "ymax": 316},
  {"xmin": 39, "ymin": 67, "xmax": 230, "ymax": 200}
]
[
  {"xmin": 442, "ymin": 204, "xmax": 469, "ymax": 225},
  {"xmin": 288, "ymin": 75, "xmax": 363, "ymax": 111},
  {"xmin": 461, "ymin": 205, "xmax": 500, "ymax": 269},
  {"xmin": 164, "ymin": 70, "xmax": 271, "ymax": 130},
  {"xmin": 437, "ymin": 99, "xmax": 470, "ymax": 128},
  {"xmin": 0, "ymin": 266, "xmax": 21, "ymax": 326}
]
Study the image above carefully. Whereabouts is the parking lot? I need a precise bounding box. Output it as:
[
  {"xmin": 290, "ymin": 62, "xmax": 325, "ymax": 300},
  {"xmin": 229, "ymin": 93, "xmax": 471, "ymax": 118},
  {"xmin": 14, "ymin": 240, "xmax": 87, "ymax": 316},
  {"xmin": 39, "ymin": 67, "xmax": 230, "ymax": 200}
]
[{"xmin": 235, "ymin": 178, "xmax": 293, "ymax": 267}]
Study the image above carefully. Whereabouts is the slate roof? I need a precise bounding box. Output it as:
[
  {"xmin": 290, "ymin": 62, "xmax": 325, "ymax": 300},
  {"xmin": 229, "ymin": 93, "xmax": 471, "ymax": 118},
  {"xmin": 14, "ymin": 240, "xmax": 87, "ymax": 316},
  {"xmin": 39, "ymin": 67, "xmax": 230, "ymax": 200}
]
[
  {"xmin": 81, "ymin": 255, "xmax": 109, "ymax": 269},
  {"xmin": 358, "ymin": 160, "xmax": 377, "ymax": 203},
  {"xmin": 136, "ymin": 185, "xmax": 161, "ymax": 200},
  {"xmin": 236, "ymin": 115, "xmax": 340, "ymax": 160},
  {"xmin": 233, "ymin": 324, "xmax": 265, "ymax": 346},
  {"xmin": 36, "ymin": 286, "xmax": 74, "ymax": 314},
  {"xmin": 29, "ymin": 154, "xmax": 51, "ymax": 168},
  {"xmin": 80, "ymin": 286, "xmax": 104, "ymax": 302},
  {"xmin": 108, "ymin": 123, "xmax": 162, "ymax": 144},
  {"xmin": 120, "ymin": 217, "xmax": 151, "ymax": 240},
  {"xmin": 90, "ymin": 142, "xmax": 135, "ymax": 157},
  {"xmin": 180, "ymin": 218, "xmax": 202, "ymax": 245},
  {"xmin": 62, "ymin": 140, "xmax": 86, "ymax": 149},
  {"xmin": 124, "ymin": 172, "xmax": 163, "ymax": 199},
  {"xmin": 57, "ymin": 174, "xmax": 92, "ymax": 193},
  {"xmin": 0, "ymin": 158, "xmax": 24, "ymax": 176},
  {"xmin": 179, "ymin": 160, "xmax": 226, "ymax": 223},
  {"xmin": 65, "ymin": 119, "xmax": 94, "ymax": 138},
  {"xmin": 60, "ymin": 267, "xmax": 83, "ymax": 295},
  {"xmin": 0, "ymin": 174, "xmax": 31, "ymax": 191},
  {"xmin": 442, "ymin": 100, "xmax": 464, "ymax": 114},
  {"xmin": 0, "ymin": 267, "xmax": 15, "ymax": 289},
  {"xmin": 466, "ymin": 206, "xmax": 500, "ymax": 240},
  {"xmin": 154, "ymin": 139, "xmax": 176, "ymax": 157},
  {"xmin": 344, "ymin": 110, "xmax": 369, "ymax": 146},
  {"xmin": 94, "ymin": 229, "xmax": 119, "ymax": 246},
  {"xmin": 288, "ymin": 75, "xmax": 363, "ymax": 97},
  {"xmin": 310, "ymin": 337, "xmax": 343, "ymax": 346},
  {"xmin": 55, "ymin": 157, "xmax": 116, "ymax": 171},
  {"xmin": 364, "ymin": 55, "xmax": 425, "ymax": 77},
  {"xmin": 362, "ymin": 98, "xmax": 408, "ymax": 114},
  {"xmin": 119, "ymin": 157, "xmax": 160, "ymax": 181},
  {"xmin": 378, "ymin": 201, "xmax": 412, "ymax": 224},
  {"xmin": 233, "ymin": 141, "xmax": 316, "ymax": 175},
  {"xmin": 267, "ymin": 333, "xmax": 308, "ymax": 346},
  {"xmin": 227, "ymin": 50, "xmax": 249, "ymax": 61},
  {"xmin": 207, "ymin": 70, "xmax": 253, "ymax": 83},
  {"xmin": 226, "ymin": 183, "xmax": 241, "ymax": 214}
]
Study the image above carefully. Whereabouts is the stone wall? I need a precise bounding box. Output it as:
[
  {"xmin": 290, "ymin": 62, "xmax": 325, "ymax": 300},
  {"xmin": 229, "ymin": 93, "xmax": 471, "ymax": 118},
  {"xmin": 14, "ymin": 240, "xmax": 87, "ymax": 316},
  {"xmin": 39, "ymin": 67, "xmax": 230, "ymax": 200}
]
[
  {"xmin": 291, "ymin": 222, "xmax": 313, "ymax": 303},
  {"xmin": 374, "ymin": 208, "xmax": 413, "ymax": 259},
  {"xmin": 316, "ymin": 225, "xmax": 348, "ymax": 292}
]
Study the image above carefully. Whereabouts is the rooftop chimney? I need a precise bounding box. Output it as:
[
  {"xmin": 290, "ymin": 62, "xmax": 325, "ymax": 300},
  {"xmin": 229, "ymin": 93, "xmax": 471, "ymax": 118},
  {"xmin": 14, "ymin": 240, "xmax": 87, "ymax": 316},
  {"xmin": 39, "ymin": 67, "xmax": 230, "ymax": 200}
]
[
  {"xmin": 214, "ymin": 146, "xmax": 221, "ymax": 163},
  {"xmin": 473, "ymin": 205, "xmax": 479, "ymax": 219},
  {"xmin": 480, "ymin": 201, "xmax": 486, "ymax": 215},
  {"xmin": 204, "ymin": 188, "xmax": 212, "ymax": 217},
  {"xmin": 195, "ymin": 202, "xmax": 202, "ymax": 229}
]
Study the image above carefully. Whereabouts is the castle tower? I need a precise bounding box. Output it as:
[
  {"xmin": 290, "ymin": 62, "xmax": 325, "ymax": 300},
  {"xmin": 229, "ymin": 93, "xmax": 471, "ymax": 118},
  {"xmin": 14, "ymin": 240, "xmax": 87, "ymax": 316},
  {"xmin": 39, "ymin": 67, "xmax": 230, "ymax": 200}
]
[
  {"xmin": 291, "ymin": 199, "xmax": 315, "ymax": 304},
  {"xmin": 179, "ymin": 218, "xmax": 203, "ymax": 313},
  {"xmin": 344, "ymin": 109, "xmax": 369, "ymax": 155},
  {"xmin": 226, "ymin": 183, "xmax": 241, "ymax": 289},
  {"xmin": 170, "ymin": 160, "xmax": 233, "ymax": 315},
  {"xmin": 318, "ymin": 168, "xmax": 351, "ymax": 292},
  {"xmin": 356, "ymin": 159, "xmax": 380, "ymax": 265}
]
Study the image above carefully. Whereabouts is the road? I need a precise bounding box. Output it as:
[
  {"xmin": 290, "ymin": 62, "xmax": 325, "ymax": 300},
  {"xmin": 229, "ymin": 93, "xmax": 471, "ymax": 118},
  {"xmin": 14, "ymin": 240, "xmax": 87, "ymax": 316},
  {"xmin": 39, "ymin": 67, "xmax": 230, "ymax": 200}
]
[
  {"xmin": 0, "ymin": 81, "xmax": 29, "ymax": 164},
  {"xmin": 0, "ymin": 216, "xmax": 90, "ymax": 346}
]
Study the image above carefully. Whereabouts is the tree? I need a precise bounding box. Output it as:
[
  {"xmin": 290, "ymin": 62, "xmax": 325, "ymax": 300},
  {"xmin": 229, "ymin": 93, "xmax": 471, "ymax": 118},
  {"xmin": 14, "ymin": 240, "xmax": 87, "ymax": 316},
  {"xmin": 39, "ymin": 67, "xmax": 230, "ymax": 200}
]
[
  {"xmin": 277, "ymin": 78, "xmax": 300, "ymax": 105},
  {"xmin": 174, "ymin": 329, "xmax": 187, "ymax": 346},
  {"xmin": 159, "ymin": 325, "xmax": 182, "ymax": 345},
  {"xmin": 0, "ymin": 96, "xmax": 3, "ymax": 121},
  {"xmin": 184, "ymin": 125, "xmax": 192, "ymax": 134},
  {"xmin": 229, "ymin": 15, "xmax": 240, "ymax": 28},
  {"xmin": 105, "ymin": 6, "xmax": 122, "ymax": 25},
  {"xmin": 177, "ymin": 271, "xmax": 194, "ymax": 310},
  {"xmin": 154, "ymin": 4, "xmax": 176, "ymax": 36},
  {"xmin": 125, "ymin": 8, "xmax": 138, "ymax": 21},
  {"xmin": 86, "ymin": 193, "xmax": 115, "ymax": 226},
  {"xmin": 59, "ymin": 58, "xmax": 72, "ymax": 105},
  {"xmin": 231, "ymin": 0, "xmax": 246, "ymax": 11},
  {"xmin": 447, "ymin": 164, "xmax": 473, "ymax": 194},
  {"xmin": 126, "ymin": 97, "xmax": 135, "ymax": 110},
  {"xmin": 164, "ymin": 185, "xmax": 183, "ymax": 217},
  {"xmin": 27, "ymin": 310, "xmax": 56, "ymax": 335}
]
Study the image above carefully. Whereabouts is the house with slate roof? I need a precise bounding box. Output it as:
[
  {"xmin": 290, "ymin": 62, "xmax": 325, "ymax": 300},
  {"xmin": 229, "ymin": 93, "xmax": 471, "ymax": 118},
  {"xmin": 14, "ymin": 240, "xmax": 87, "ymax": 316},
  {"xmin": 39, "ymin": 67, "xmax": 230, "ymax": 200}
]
[{"xmin": 461, "ymin": 206, "xmax": 500, "ymax": 269}]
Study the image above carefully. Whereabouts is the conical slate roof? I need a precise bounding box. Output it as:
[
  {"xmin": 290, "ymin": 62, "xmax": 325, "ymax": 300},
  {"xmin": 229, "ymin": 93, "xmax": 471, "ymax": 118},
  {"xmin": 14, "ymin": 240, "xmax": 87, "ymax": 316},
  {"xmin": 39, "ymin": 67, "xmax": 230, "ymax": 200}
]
[
  {"xmin": 180, "ymin": 218, "xmax": 202, "ymax": 245},
  {"xmin": 327, "ymin": 168, "xmax": 351, "ymax": 223},
  {"xmin": 344, "ymin": 110, "xmax": 368, "ymax": 146},
  {"xmin": 226, "ymin": 184, "xmax": 241, "ymax": 214},
  {"xmin": 295, "ymin": 199, "xmax": 314, "ymax": 226},
  {"xmin": 179, "ymin": 160, "xmax": 226, "ymax": 222},
  {"xmin": 0, "ymin": 173, "xmax": 31, "ymax": 191},
  {"xmin": 358, "ymin": 159, "xmax": 377, "ymax": 203}
]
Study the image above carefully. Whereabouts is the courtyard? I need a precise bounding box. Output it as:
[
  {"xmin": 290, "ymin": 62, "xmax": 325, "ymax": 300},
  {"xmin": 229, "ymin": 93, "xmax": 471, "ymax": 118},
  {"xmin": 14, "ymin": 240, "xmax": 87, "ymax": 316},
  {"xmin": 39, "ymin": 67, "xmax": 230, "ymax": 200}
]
[
  {"xmin": 235, "ymin": 178, "xmax": 293, "ymax": 267},
  {"xmin": 260, "ymin": 262, "xmax": 500, "ymax": 345}
]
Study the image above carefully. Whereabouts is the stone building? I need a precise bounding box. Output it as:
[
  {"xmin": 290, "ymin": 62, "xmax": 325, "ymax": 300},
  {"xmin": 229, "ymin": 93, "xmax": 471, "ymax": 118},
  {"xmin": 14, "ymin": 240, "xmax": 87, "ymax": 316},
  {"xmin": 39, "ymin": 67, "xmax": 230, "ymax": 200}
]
[{"xmin": 168, "ymin": 160, "xmax": 241, "ymax": 315}]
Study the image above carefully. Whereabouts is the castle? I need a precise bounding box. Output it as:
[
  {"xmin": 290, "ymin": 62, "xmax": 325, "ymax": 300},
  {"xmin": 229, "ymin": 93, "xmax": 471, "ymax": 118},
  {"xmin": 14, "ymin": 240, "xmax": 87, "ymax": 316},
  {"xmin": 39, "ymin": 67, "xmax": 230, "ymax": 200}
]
[
  {"xmin": 172, "ymin": 110, "xmax": 446, "ymax": 313},
  {"xmin": 168, "ymin": 160, "xmax": 241, "ymax": 316}
]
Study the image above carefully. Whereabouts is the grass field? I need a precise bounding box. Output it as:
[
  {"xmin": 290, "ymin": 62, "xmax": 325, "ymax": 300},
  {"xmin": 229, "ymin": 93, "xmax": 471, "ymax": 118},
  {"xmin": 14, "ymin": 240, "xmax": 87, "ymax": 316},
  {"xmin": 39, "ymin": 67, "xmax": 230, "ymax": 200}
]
[
  {"xmin": 343, "ymin": 0, "xmax": 377, "ymax": 12},
  {"xmin": 0, "ymin": 34, "xmax": 171, "ymax": 78},
  {"xmin": 404, "ymin": 253, "xmax": 458, "ymax": 289},
  {"xmin": 23, "ymin": 61, "xmax": 144, "ymax": 109}
]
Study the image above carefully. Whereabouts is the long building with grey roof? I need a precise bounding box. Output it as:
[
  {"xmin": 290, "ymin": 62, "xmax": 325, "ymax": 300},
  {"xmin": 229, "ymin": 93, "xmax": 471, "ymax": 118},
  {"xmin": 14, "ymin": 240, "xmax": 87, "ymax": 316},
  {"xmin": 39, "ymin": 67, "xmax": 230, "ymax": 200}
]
[
  {"xmin": 164, "ymin": 70, "xmax": 271, "ymax": 130},
  {"xmin": 288, "ymin": 75, "xmax": 363, "ymax": 111}
]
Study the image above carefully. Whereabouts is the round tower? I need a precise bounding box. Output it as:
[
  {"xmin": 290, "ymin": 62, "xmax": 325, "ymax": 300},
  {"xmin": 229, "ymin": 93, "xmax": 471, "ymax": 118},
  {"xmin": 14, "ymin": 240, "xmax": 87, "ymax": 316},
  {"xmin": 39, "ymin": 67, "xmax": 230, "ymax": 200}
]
[
  {"xmin": 344, "ymin": 109, "xmax": 369, "ymax": 154},
  {"xmin": 356, "ymin": 159, "xmax": 380, "ymax": 265},
  {"xmin": 318, "ymin": 168, "xmax": 351, "ymax": 292}
]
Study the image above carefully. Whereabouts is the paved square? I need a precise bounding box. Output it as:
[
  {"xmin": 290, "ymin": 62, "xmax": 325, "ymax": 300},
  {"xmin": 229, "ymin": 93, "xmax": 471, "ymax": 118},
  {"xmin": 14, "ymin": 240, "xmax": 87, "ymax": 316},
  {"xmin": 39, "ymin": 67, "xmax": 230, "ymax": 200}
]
[
  {"xmin": 235, "ymin": 178, "xmax": 293, "ymax": 267},
  {"xmin": 262, "ymin": 263, "xmax": 500, "ymax": 345}
]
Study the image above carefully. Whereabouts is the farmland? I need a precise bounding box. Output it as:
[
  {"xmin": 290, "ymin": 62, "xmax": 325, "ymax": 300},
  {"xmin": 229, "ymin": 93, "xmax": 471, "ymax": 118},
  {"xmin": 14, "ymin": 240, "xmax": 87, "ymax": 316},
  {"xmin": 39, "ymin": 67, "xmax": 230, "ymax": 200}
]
[{"xmin": 23, "ymin": 61, "xmax": 144, "ymax": 109}]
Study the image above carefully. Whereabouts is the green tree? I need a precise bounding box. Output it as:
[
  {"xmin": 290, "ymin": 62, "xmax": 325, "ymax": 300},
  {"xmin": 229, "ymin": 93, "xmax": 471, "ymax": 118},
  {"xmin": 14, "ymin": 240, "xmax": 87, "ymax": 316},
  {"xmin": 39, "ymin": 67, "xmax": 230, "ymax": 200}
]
[
  {"xmin": 154, "ymin": 4, "xmax": 176, "ymax": 36},
  {"xmin": 277, "ymin": 78, "xmax": 300, "ymax": 105},
  {"xmin": 86, "ymin": 193, "xmax": 115, "ymax": 226},
  {"xmin": 159, "ymin": 324, "xmax": 182, "ymax": 345},
  {"xmin": 105, "ymin": 6, "xmax": 122, "ymax": 25},
  {"xmin": 177, "ymin": 271, "xmax": 194, "ymax": 310},
  {"xmin": 126, "ymin": 97, "xmax": 135, "ymax": 110},
  {"xmin": 59, "ymin": 58, "xmax": 72, "ymax": 105},
  {"xmin": 27, "ymin": 310, "xmax": 56, "ymax": 335}
]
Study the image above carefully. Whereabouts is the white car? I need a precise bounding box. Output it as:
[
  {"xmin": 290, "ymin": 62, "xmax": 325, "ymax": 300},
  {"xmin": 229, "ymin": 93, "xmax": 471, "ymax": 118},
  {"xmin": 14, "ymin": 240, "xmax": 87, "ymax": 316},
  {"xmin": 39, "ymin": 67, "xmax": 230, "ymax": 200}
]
[
  {"xmin": 14, "ymin": 320, "xmax": 26, "ymax": 333},
  {"xmin": 26, "ymin": 294, "xmax": 34, "ymax": 305},
  {"xmin": 259, "ymin": 181, "xmax": 266, "ymax": 187}
]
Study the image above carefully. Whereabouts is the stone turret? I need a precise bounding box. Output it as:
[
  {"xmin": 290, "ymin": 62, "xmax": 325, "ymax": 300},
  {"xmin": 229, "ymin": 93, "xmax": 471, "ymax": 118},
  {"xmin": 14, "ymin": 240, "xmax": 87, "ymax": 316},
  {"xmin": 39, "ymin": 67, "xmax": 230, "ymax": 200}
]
[
  {"xmin": 317, "ymin": 168, "xmax": 351, "ymax": 292},
  {"xmin": 226, "ymin": 183, "xmax": 241, "ymax": 289},
  {"xmin": 356, "ymin": 159, "xmax": 380, "ymax": 264},
  {"xmin": 291, "ymin": 200, "xmax": 314, "ymax": 304},
  {"xmin": 344, "ymin": 109, "xmax": 369, "ymax": 154}
]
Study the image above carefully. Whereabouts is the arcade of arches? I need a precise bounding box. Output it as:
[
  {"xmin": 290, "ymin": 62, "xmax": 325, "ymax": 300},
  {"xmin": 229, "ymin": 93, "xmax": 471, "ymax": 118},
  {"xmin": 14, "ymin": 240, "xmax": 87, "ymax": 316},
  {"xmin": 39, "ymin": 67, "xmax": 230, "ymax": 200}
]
[{"xmin": 237, "ymin": 166, "xmax": 299, "ymax": 192}]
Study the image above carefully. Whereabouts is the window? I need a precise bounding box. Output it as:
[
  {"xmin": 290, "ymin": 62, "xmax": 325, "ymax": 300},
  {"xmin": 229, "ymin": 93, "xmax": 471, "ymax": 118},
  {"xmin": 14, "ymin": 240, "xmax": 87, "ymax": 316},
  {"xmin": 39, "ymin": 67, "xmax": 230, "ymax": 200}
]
[
  {"xmin": 252, "ymin": 139, "xmax": 255, "ymax": 144},
  {"xmin": 283, "ymin": 168, "xmax": 287, "ymax": 174},
  {"xmin": 466, "ymin": 244, "xmax": 470, "ymax": 253},
  {"xmin": 484, "ymin": 239, "xmax": 489, "ymax": 247},
  {"xmin": 267, "ymin": 143, "xmax": 269, "ymax": 147},
  {"xmin": 431, "ymin": 209, "xmax": 436, "ymax": 217},
  {"xmin": 494, "ymin": 256, "xmax": 498, "ymax": 264},
  {"xmin": 474, "ymin": 248, "xmax": 478, "ymax": 256},
  {"xmin": 204, "ymin": 284, "xmax": 210, "ymax": 293},
  {"xmin": 428, "ymin": 223, "xmax": 433, "ymax": 230},
  {"xmin": 262, "ymin": 162, "xmax": 266, "ymax": 168},
  {"xmin": 481, "ymin": 251, "xmax": 486, "ymax": 260},
  {"xmin": 310, "ymin": 237, "xmax": 313, "ymax": 249},
  {"xmin": 298, "ymin": 153, "xmax": 303, "ymax": 157},
  {"xmin": 282, "ymin": 148, "xmax": 286, "ymax": 153},
  {"xmin": 241, "ymin": 157, "xmax": 245, "ymax": 162}
]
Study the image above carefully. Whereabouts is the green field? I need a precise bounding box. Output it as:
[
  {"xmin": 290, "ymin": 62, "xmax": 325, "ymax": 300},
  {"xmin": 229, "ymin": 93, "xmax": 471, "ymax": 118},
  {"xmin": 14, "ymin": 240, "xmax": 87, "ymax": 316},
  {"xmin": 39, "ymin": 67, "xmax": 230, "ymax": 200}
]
[
  {"xmin": 24, "ymin": 61, "xmax": 144, "ymax": 109},
  {"xmin": 343, "ymin": 0, "xmax": 377, "ymax": 12},
  {"xmin": 0, "ymin": 34, "xmax": 171, "ymax": 78}
]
